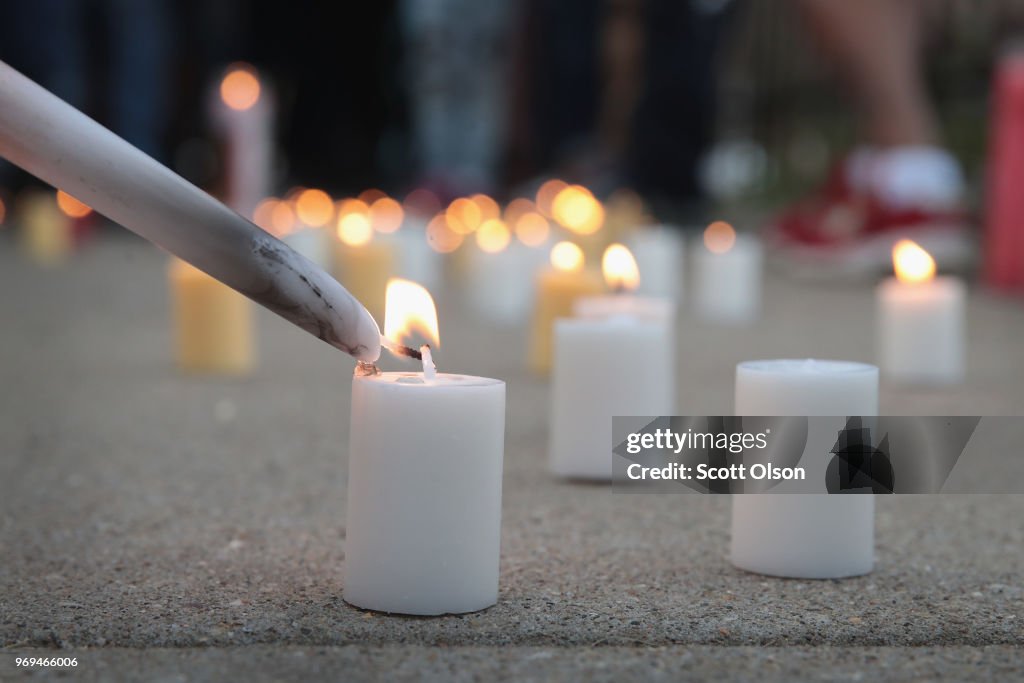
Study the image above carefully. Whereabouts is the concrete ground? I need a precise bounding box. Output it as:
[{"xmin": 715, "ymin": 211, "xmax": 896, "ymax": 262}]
[{"xmin": 1, "ymin": 235, "xmax": 1022, "ymax": 681}]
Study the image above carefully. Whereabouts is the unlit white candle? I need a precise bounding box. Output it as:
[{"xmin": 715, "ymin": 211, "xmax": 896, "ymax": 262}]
[
  {"xmin": 876, "ymin": 277, "xmax": 965, "ymax": 384},
  {"xmin": 693, "ymin": 235, "xmax": 762, "ymax": 324},
  {"xmin": 345, "ymin": 370, "xmax": 506, "ymax": 615},
  {"xmin": 731, "ymin": 359, "xmax": 878, "ymax": 579}
]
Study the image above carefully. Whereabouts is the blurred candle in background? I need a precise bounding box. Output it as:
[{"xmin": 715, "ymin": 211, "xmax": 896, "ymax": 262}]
[
  {"xmin": 527, "ymin": 241, "xmax": 604, "ymax": 375},
  {"xmin": 18, "ymin": 190, "xmax": 73, "ymax": 266},
  {"xmin": 627, "ymin": 225, "xmax": 686, "ymax": 303},
  {"xmin": 168, "ymin": 258, "xmax": 254, "ymax": 375},
  {"xmin": 214, "ymin": 64, "xmax": 273, "ymax": 219},
  {"xmin": 693, "ymin": 221, "xmax": 762, "ymax": 324},
  {"xmin": 731, "ymin": 359, "xmax": 878, "ymax": 578},
  {"xmin": 333, "ymin": 198, "xmax": 395, "ymax": 323},
  {"xmin": 877, "ymin": 240, "xmax": 965, "ymax": 384},
  {"xmin": 549, "ymin": 244, "xmax": 674, "ymax": 480},
  {"xmin": 465, "ymin": 217, "xmax": 541, "ymax": 325}
]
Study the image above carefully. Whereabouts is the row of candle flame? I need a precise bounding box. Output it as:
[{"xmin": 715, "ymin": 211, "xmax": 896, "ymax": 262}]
[{"xmin": 0, "ymin": 185, "xmax": 936, "ymax": 286}]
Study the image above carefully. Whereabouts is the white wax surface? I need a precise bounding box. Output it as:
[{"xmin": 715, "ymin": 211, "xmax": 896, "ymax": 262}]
[
  {"xmin": 550, "ymin": 316, "xmax": 675, "ymax": 479},
  {"xmin": 573, "ymin": 294, "xmax": 675, "ymax": 322},
  {"xmin": 345, "ymin": 372, "xmax": 506, "ymax": 615},
  {"xmin": 876, "ymin": 277, "xmax": 965, "ymax": 384},
  {"xmin": 731, "ymin": 359, "xmax": 878, "ymax": 579},
  {"xmin": 627, "ymin": 227, "xmax": 685, "ymax": 301},
  {"xmin": 283, "ymin": 228, "xmax": 330, "ymax": 269},
  {"xmin": 693, "ymin": 236, "xmax": 762, "ymax": 324},
  {"xmin": 465, "ymin": 242, "xmax": 544, "ymax": 325}
]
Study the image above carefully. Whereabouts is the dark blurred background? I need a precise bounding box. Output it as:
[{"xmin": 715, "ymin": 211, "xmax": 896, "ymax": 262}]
[{"xmin": 1, "ymin": 0, "xmax": 1023, "ymax": 220}]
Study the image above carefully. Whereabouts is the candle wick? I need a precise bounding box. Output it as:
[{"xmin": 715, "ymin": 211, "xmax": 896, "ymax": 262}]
[
  {"xmin": 420, "ymin": 345, "xmax": 437, "ymax": 381},
  {"xmin": 381, "ymin": 335, "xmax": 422, "ymax": 361},
  {"xmin": 612, "ymin": 283, "xmax": 627, "ymax": 295}
]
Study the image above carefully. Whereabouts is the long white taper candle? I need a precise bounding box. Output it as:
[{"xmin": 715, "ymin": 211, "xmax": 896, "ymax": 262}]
[{"xmin": 0, "ymin": 60, "xmax": 380, "ymax": 362}]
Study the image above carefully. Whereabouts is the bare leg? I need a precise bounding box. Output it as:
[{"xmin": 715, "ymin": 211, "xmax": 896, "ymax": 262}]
[{"xmin": 794, "ymin": 0, "xmax": 937, "ymax": 148}]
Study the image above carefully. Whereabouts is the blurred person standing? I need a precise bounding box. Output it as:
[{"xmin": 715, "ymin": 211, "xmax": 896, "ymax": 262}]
[{"xmin": 766, "ymin": 0, "xmax": 974, "ymax": 276}]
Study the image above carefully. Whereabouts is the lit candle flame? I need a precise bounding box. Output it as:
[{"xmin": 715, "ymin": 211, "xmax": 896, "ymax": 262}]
[
  {"xmin": 550, "ymin": 241, "xmax": 584, "ymax": 273},
  {"xmin": 536, "ymin": 179, "xmax": 568, "ymax": 217},
  {"xmin": 476, "ymin": 218, "xmax": 511, "ymax": 253},
  {"xmin": 55, "ymin": 190, "xmax": 92, "ymax": 218},
  {"xmin": 425, "ymin": 214, "xmax": 464, "ymax": 253},
  {"xmin": 338, "ymin": 212, "xmax": 373, "ymax": 247},
  {"xmin": 369, "ymin": 196, "xmax": 404, "ymax": 234},
  {"xmin": 602, "ymin": 243, "xmax": 640, "ymax": 292},
  {"xmin": 446, "ymin": 197, "xmax": 482, "ymax": 234},
  {"xmin": 704, "ymin": 220, "xmax": 736, "ymax": 254},
  {"xmin": 384, "ymin": 278, "xmax": 440, "ymax": 349},
  {"xmin": 514, "ymin": 211, "xmax": 550, "ymax": 247},
  {"xmin": 295, "ymin": 189, "xmax": 334, "ymax": 227},
  {"xmin": 220, "ymin": 65, "xmax": 261, "ymax": 111},
  {"xmin": 551, "ymin": 185, "xmax": 604, "ymax": 235},
  {"xmin": 893, "ymin": 239, "xmax": 936, "ymax": 284}
]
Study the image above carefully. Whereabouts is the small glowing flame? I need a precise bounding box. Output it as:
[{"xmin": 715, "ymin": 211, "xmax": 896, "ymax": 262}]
[
  {"xmin": 56, "ymin": 190, "xmax": 92, "ymax": 218},
  {"xmin": 369, "ymin": 196, "xmax": 404, "ymax": 234},
  {"xmin": 551, "ymin": 185, "xmax": 604, "ymax": 235},
  {"xmin": 446, "ymin": 198, "xmax": 482, "ymax": 234},
  {"xmin": 426, "ymin": 214, "xmax": 464, "ymax": 253},
  {"xmin": 471, "ymin": 194, "xmax": 501, "ymax": 222},
  {"xmin": 220, "ymin": 66, "xmax": 261, "ymax": 111},
  {"xmin": 536, "ymin": 179, "xmax": 568, "ymax": 217},
  {"xmin": 893, "ymin": 239, "xmax": 936, "ymax": 284},
  {"xmin": 602, "ymin": 243, "xmax": 640, "ymax": 291},
  {"xmin": 476, "ymin": 218, "xmax": 511, "ymax": 253},
  {"xmin": 514, "ymin": 212, "xmax": 550, "ymax": 247},
  {"xmin": 704, "ymin": 221, "xmax": 736, "ymax": 254},
  {"xmin": 338, "ymin": 212, "xmax": 373, "ymax": 247},
  {"xmin": 358, "ymin": 188, "xmax": 386, "ymax": 204},
  {"xmin": 550, "ymin": 241, "xmax": 584, "ymax": 273},
  {"xmin": 295, "ymin": 189, "xmax": 334, "ymax": 227},
  {"xmin": 384, "ymin": 278, "xmax": 439, "ymax": 348}
]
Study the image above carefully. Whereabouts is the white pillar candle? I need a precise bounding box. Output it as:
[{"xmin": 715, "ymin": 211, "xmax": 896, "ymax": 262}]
[
  {"xmin": 214, "ymin": 65, "xmax": 273, "ymax": 219},
  {"xmin": 550, "ymin": 244, "xmax": 675, "ymax": 479},
  {"xmin": 627, "ymin": 226, "xmax": 685, "ymax": 302},
  {"xmin": 693, "ymin": 222, "xmax": 762, "ymax": 324},
  {"xmin": 344, "ymin": 279, "xmax": 507, "ymax": 615},
  {"xmin": 464, "ymin": 223, "xmax": 540, "ymax": 325},
  {"xmin": 877, "ymin": 240, "xmax": 965, "ymax": 384},
  {"xmin": 731, "ymin": 359, "xmax": 879, "ymax": 579}
]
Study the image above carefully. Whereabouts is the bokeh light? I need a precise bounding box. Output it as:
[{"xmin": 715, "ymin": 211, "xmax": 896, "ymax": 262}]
[
  {"xmin": 476, "ymin": 218, "xmax": 511, "ymax": 254},
  {"xmin": 536, "ymin": 179, "xmax": 568, "ymax": 217},
  {"xmin": 426, "ymin": 214, "xmax": 465, "ymax": 253},
  {"xmin": 551, "ymin": 185, "xmax": 604, "ymax": 235},
  {"xmin": 471, "ymin": 194, "xmax": 501, "ymax": 222},
  {"xmin": 369, "ymin": 196, "xmax": 404, "ymax": 234},
  {"xmin": 514, "ymin": 212, "xmax": 550, "ymax": 247},
  {"xmin": 56, "ymin": 190, "xmax": 92, "ymax": 218},
  {"xmin": 337, "ymin": 211, "xmax": 373, "ymax": 247},
  {"xmin": 550, "ymin": 241, "xmax": 585, "ymax": 273},
  {"xmin": 220, "ymin": 65, "xmax": 261, "ymax": 111},
  {"xmin": 703, "ymin": 221, "xmax": 736, "ymax": 254},
  {"xmin": 446, "ymin": 197, "xmax": 482, "ymax": 234},
  {"xmin": 295, "ymin": 189, "xmax": 334, "ymax": 227}
]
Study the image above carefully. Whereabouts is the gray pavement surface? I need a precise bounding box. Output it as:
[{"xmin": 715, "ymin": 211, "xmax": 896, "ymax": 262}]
[{"xmin": 1, "ymin": 236, "xmax": 1023, "ymax": 680}]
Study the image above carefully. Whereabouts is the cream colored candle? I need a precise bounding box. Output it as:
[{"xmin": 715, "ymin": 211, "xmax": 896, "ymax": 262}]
[
  {"xmin": 527, "ymin": 241, "xmax": 604, "ymax": 375},
  {"xmin": 333, "ymin": 201, "xmax": 397, "ymax": 323},
  {"xmin": 169, "ymin": 258, "xmax": 254, "ymax": 374},
  {"xmin": 19, "ymin": 191, "xmax": 72, "ymax": 266}
]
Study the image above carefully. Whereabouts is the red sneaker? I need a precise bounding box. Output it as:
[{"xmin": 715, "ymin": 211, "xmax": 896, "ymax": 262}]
[{"xmin": 765, "ymin": 163, "xmax": 975, "ymax": 279}]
